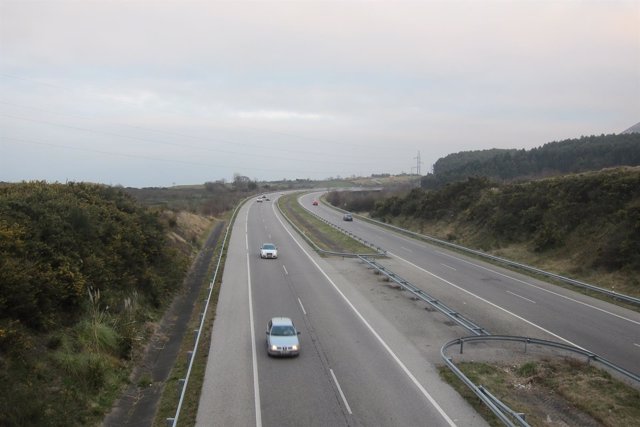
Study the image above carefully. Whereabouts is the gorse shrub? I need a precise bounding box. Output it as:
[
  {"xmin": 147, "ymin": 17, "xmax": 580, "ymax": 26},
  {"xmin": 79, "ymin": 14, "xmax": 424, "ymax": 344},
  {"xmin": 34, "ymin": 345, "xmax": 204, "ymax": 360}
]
[{"xmin": 0, "ymin": 181, "xmax": 190, "ymax": 426}]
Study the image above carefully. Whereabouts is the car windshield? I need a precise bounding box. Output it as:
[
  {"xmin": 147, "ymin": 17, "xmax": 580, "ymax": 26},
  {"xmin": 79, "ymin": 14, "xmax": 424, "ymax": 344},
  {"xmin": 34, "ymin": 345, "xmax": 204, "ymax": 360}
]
[
  {"xmin": 270, "ymin": 325, "xmax": 296, "ymax": 336},
  {"xmin": 262, "ymin": 244, "xmax": 275, "ymax": 250}
]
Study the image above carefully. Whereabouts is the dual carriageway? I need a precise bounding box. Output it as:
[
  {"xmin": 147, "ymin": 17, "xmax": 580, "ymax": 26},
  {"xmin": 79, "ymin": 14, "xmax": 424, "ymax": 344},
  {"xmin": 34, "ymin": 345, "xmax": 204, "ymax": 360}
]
[{"xmin": 194, "ymin": 191, "xmax": 640, "ymax": 427}]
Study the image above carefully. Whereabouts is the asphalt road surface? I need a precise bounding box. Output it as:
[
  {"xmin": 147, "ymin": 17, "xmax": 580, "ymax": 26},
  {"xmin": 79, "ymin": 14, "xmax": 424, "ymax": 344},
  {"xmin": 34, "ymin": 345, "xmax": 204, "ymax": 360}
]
[
  {"xmin": 196, "ymin": 195, "xmax": 488, "ymax": 427},
  {"xmin": 302, "ymin": 191, "xmax": 640, "ymax": 377}
]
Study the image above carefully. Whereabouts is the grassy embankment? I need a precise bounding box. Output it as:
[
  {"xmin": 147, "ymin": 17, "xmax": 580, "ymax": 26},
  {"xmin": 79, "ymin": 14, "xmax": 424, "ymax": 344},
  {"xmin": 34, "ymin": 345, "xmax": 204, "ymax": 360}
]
[
  {"xmin": 337, "ymin": 167, "xmax": 640, "ymax": 300},
  {"xmin": 152, "ymin": 211, "xmax": 231, "ymax": 427},
  {"xmin": 0, "ymin": 182, "xmax": 205, "ymax": 426},
  {"xmin": 278, "ymin": 192, "xmax": 376, "ymax": 255},
  {"xmin": 326, "ymin": 171, "xmax": 640, "ymax": 426},
  {"xmin": 439, "ymin": 358, "xmax": 640, "ymax": 427}
]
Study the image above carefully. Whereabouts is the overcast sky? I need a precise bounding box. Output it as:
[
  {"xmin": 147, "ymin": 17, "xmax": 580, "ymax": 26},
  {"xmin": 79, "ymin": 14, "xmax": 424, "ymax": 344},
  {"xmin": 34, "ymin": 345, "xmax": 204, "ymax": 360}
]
[{"xmin": 1, "ymin": 0, "xmax": 638, "ymax": 188}]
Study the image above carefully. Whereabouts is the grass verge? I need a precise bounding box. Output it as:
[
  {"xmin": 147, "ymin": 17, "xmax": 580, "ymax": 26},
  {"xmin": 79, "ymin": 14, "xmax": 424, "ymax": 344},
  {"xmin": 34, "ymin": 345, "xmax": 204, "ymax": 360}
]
[
  {"xmin": 278, "ymin": 193, "xmax": 377, "ymax": 255},
  {"xmin": 353, "ymin": 214, "xmax": 640, "ymax": 312},
  {"xmin": 439, "ymin": 358, "xmax": 640, "ymax": 426},
  {"xmin": 152, "ymin": 212, "xmax": 232, "ymax": 427}
]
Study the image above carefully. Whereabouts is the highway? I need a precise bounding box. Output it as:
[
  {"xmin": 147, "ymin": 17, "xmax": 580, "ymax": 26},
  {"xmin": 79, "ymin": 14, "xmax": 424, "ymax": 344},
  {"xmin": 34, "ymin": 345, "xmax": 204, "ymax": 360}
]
[
  {"xmin": 196, "ymin": 195, "xmax": 487, "ymax": 427},
  {"xmin": 196, "ymin": 191, "xmax": 640, "ymax": 426},
  {"xmin": 300, "ymin": 191, "xmax": 640, "ymax": 376}
]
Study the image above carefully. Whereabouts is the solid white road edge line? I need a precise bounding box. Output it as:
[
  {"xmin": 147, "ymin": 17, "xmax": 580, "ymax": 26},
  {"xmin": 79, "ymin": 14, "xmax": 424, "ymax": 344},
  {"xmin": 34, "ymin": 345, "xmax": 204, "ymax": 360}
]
[
  {"xmin": 330, "ymin": 368, "xmax": 353, "ymax": 415},
  {"xmin": 272, "ymin": 203, "xmax": 457, "ymax": 427},
  {"xmin": 437, "ymin": 250, "xmax": 640, "ymax": 327},
  {"xmin": 389, "ymin": 251, "xmax": 584, "ymax": 349},
  {"xmin": 246, "ymin": 210, "xmax": 263, "ymax": 427}
]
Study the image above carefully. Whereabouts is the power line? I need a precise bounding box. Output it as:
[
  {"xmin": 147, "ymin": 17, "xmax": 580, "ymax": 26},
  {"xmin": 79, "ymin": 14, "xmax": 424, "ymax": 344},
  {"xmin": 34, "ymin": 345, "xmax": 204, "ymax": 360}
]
[
  {"xmin": 1, "ymin": 135, "xmax": 335, "ymax": 176},
  {"xmin": 0, "ymin": 112, "xmax": 383, "ymax": 167},
  {"xmin": 0, "ymin": 74, "xmax": 400, "ymax": 156}
]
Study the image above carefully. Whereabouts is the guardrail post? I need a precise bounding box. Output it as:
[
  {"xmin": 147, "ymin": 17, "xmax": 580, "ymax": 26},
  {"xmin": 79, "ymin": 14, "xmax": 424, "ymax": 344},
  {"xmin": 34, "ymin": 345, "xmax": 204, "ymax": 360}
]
[
  {"xmin": 459, "ymin": 340, "xmax": 464, "ymax": 354},
  {"xmin": 166, "ymin": 417, "xmax": 175, "ymax": 427},
  {"xmin": 194, "ymin": 329, "xmax": 199, "ymax": 343},
  {"xmin": 187, "ymin": 351, "xmax": 193, "ymax": 364},
  {"xmin": 178, "ymin": 378, "xmax": 185, "ymax": 394}
]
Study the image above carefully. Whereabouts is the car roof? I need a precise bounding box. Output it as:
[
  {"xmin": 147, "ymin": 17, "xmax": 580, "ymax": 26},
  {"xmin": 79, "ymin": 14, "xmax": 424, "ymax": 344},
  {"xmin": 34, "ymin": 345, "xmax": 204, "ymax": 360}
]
[{"xmin": 269, "ymin": 317, "xmax": 294, "ymax": 326}]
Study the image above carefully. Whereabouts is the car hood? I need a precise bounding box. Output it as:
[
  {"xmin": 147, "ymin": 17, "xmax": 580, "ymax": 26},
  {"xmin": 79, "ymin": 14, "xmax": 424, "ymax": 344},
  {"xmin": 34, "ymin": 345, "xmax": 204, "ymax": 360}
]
[{"xmin": 268, "ymin": 335, "xmax": 299, "ymax": 346}]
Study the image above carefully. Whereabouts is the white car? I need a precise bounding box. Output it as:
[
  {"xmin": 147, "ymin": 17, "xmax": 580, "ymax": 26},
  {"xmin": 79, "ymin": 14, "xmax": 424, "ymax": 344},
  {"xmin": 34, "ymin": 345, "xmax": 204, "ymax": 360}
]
[
  {"xmin": 266, "ymin": 317, "xmax": 300, "ymax": 357},
  {"xmin": 260, "ymin": 243, "xmax": 278, "ymax": 259}
]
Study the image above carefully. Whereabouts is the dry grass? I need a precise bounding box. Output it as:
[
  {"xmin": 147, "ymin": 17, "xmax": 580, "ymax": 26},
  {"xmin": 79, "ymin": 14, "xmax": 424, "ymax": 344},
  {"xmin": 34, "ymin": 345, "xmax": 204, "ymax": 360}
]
[
  {"xmin": 375, "ymin": 214, "xmax": 640, "ymax": 301},
  {"xmin": 279, "ymin": 193, "xmax": 377, "ymax": 255},
  {"xmin": 440, "ymin": 358, "xmax": 640, "ymax": 426}
]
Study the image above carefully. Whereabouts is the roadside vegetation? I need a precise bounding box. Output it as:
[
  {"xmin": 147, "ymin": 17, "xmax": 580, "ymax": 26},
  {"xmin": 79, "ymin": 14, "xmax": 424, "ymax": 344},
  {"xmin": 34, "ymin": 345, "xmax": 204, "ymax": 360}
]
[
  {"xmin": 328, "ymin": 167, "xmax": 640, "ymax": 298},
  {"xmin": 152, "ymin": 213, "xmax": 231, "ymax": 427},
  {"xmin": 0, "ymin": 182, "xmax": 193, "ymax": 425},
  {"xmin": 278, "ymin": 193, "xmax": 376, "ymax": 255},
  {"xmin": 439, "ymin": 358, "xmax": 640, "ymax": 426},
  {"xmin": 324, "ymin": 135, "xmax": 640, "ymax": 425}
]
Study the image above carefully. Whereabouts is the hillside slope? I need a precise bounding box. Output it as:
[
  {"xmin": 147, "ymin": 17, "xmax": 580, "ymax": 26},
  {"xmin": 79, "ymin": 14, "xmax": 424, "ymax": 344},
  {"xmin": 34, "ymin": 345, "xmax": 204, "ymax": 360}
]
[
  {"xmin": 346, "ymin": 167, "xmax": 640, "ymax": 296},
  {"xmin": 0, "ymin": 182, "xmax": 192, "ymax": 426}
]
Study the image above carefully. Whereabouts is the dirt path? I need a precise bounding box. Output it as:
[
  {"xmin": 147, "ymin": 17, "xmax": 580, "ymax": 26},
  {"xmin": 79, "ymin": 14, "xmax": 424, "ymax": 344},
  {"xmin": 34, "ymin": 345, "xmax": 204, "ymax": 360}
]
[{"xmin": 103, "ymin": 221, "xmax": 225, "ymax": 427}]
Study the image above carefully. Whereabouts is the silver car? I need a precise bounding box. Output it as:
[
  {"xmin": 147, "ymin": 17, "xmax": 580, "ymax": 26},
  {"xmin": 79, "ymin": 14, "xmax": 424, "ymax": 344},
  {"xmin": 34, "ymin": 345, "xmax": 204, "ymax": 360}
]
[
  {"xmin": 260, "ymin": 243, "xmax": 278, "ymax": 259},
  {"xmin": 266, "ymin": 317, "xmax": 300, "ymax": 357}
]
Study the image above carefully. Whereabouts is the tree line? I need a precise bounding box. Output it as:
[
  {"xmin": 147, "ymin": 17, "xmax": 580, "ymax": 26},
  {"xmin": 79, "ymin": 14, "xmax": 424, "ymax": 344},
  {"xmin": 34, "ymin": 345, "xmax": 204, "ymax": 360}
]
[{"xmin": 421, "ymin": 133, "xmax": 640, "ymax": 189}]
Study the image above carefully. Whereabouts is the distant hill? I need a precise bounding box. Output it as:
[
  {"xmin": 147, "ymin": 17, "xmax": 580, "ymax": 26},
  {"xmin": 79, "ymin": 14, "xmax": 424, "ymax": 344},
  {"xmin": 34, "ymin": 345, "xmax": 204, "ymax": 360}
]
[
  {"xmin": 421, "ymin": 133, "xmax": 640, "ymax": 189},
  {"xmin": 622, "ymin": 121, "xmax": 640, "ymax": 134}
]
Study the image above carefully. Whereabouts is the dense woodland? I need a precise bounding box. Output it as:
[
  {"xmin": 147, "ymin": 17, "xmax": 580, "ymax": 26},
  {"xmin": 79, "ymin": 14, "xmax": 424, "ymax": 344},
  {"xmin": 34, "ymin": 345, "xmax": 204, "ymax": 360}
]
[
  {"xmin": 0, "ymin": 182, "xmax": 189, "ymax": 425},
  {"xmin": 421, "ymin": 133, "xmax": 640, "ymax": 189}
]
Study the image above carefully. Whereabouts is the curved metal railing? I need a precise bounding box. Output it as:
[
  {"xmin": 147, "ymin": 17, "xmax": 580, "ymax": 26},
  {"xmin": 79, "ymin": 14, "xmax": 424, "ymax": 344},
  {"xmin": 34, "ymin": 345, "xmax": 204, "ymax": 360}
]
[{"xmin": 441, "ymin": 335, "xmax": 640, "ymax": 427}]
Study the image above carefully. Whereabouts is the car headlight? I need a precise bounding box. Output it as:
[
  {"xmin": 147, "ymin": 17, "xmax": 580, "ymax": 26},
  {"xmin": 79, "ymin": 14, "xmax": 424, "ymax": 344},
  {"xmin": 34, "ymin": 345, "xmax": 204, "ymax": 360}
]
[
  {"xmin": 291, "ymin": 345, "xmax": 298, "ymax": 351},
  {"xmin": 271, "ymin": 345, "xmax": 278, "ymax": 351}
]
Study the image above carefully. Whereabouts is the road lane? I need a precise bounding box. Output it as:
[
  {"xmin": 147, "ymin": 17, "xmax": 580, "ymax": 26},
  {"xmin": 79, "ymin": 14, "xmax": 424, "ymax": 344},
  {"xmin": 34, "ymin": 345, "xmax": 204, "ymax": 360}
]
[
  {"xmin": 304, "ymin": 191, "xmax": 640, "ymax": 375},
  {"xmin": 196, "ymin": 204, "xmax": 256, "ymax": 427},
  {"xmin": 197, "ymin": 195, "xmax": 489, "ymax": 426},
  {"xmin": 249, "ymin": 201, "xmax": 348, "ymax": 427},
  {"xmin": 250, "ymin": 198, "xmax": 462, "ymax": 426}
]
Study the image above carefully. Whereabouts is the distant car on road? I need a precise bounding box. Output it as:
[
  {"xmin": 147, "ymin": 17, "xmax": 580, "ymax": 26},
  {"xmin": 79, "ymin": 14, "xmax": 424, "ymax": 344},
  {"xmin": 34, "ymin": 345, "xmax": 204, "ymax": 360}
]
[
  {"xmin": 260, "ymin": 243, "xmax": 278, "ymax": 259},
  {"xmin": 256, "ymin": 198, "xmax": 263, "ymax": 202},
  {"xmin": 312, "ymin": 200, "xmax": 319, "ymax": 206},
  {"xmin": 343, "ymin": 213, "xmax": 353, "ymax": 221},
  {"xmin": 266, "ymin": 317, "xmax": 300, "ymax": 357}
]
